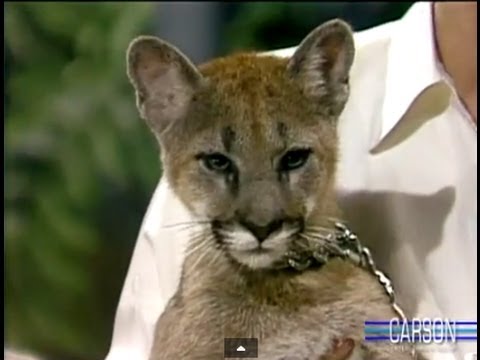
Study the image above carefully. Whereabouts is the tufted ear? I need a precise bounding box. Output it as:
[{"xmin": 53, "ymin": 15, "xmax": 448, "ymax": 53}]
[
  {"xmin": 126, "ymin": 36, "xmax": 203, "ymax": 136},
  {"xmin": 287, "ymin": 19, "xmax": 355, "ymax": 116}
]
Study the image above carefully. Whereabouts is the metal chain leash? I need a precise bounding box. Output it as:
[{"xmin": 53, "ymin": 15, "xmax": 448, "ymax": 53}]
[
  {"xmin": 333, "ymin": 223, "xmax": 409, "ymax": 321},
  {"xmin": 333, "ymin": 222, "xmax": 418, "ymax": 359},
  {"xmin": 282, "ymin": 222, "xmax": 418, "ymax": 359}
]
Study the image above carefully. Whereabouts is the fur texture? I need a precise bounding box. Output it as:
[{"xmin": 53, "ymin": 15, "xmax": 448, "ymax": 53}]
[{"xmin": 127, "ymin": 20, "xmax": 416, "ymax": 360}]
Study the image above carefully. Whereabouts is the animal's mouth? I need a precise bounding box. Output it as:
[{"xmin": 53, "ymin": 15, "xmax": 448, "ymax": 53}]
[
  {"xmin": 229, "ymin": 246, "xmax": 288, "ymax": 270},
  {"xmin": 249, "ymin": 247, "xmax": 271, "ymax": 254},
  {"xmin": 210, "ymin": 217, "xmax": 348, "ymax": 270},
  {"xmin": 211, "ymin": 220, "xmax": 301, "ymax": 270},
  {"xmin": 234, "ymin": 245, "xmax": 277, "ymax": 258}
]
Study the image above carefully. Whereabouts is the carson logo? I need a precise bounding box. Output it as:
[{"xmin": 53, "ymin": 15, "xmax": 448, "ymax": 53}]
[{"xmin": 364, "ymin": 319, "xmax": 477, "ymax": 344}]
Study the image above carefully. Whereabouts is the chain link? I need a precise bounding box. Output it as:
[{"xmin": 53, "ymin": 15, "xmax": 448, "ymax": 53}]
[
  {"xmin": 334, "ymin": 222, "xmax": 418, "ymax": 359},
  {"xmin": 280, "ymin": 222, "xmax": 418, "ymax": 358}
]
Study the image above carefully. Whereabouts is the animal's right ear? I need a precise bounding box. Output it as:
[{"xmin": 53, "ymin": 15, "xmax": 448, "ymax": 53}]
[
  {"xmin": 127, "ymin": 36, "xmax": 203, "ymax": 136},
  {"xmin": 287, "ymin": 20, "xmax": 354, "ymax": 117}
]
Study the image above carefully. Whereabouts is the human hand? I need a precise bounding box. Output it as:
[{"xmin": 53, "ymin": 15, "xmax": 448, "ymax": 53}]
[{"xmin": 318, "ymin": 338, "xmax": 356, "ymax": 360}]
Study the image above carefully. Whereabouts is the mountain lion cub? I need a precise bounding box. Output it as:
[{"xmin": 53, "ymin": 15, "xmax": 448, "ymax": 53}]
[{"xmin": 127, "ymin": 20, "xmax": 416, "ymax": 360}]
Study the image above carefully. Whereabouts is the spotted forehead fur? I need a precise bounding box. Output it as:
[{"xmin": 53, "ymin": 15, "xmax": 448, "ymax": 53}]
[{"xmin": 165, "ymin": 54, "xmax": 336, "ymax": 162}]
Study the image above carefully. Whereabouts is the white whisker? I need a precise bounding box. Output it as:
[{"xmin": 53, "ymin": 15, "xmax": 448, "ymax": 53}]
[
  {"xmin": 184, "ymin": 238, "xmax": 209, "ymax": 258},
  {"xmin": 298, "ymin": 233, "xmax": 342, "ymax": 254},
  {"xmin": 161, "ymin": 220, "xmax": 211, "ymax": 229},
  {"xmin": 187, "ymin": 241, "xmax": 213, "ymax": 276},
  {"xmin": 326, "ymin": 216, "xmax": 345, "ymax": 224},
  {"xmin": 303, "ymin": 232, "xmax": 336, "ymax": 243},
  {"xmin": 305, "ymin": 225, "xmax": 336, "ymax": 233},
  {"xmin": 205, "ymin": 244, "xmax": 222, "ymax": 268}
]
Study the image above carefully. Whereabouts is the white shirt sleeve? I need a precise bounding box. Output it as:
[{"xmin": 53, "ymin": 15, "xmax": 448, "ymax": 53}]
[{"xmin": 105, "ymin": 179, "xmax": 191, "ymax": 360}]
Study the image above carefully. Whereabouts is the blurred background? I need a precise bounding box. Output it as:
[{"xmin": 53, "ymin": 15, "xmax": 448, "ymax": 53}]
[{"xmin": 4, "ymin": 2, "xmax": 414, "ymax": 359}]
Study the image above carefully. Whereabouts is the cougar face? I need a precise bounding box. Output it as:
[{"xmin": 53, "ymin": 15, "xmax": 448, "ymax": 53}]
[{"xmin": 127, "ymin": 20, "xmax": 354, "ymax": 270}]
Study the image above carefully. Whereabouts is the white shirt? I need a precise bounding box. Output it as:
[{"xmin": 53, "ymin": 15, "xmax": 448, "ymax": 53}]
[{"xmin": 105, "ymin": 3, "xmax": 477, "ymax": 360}]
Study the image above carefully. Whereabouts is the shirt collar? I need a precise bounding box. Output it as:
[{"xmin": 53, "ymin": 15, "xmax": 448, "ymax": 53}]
[{"xmin": 370, "ymin": 2, "xmax": 453, "ymax": 154}]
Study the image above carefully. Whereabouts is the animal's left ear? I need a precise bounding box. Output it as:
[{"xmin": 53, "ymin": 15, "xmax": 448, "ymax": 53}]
[
  {"xmin": 287, "ymin": 19, "xmax": 355, "ymax": 116},
  {"xmin": 126, "ymin": 36, "xmax": 203, "ymax": 137}
]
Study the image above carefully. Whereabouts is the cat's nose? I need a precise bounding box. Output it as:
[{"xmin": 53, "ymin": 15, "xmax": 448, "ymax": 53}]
[{"xmin": 240, "ymin": 219, "xmax": 284, "ymax": 243}]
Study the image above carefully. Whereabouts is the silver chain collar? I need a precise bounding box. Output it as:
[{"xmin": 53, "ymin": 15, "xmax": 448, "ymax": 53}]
[{"xmin": 276, "ymin": 222, "xmax": 418, "ymax": 358}]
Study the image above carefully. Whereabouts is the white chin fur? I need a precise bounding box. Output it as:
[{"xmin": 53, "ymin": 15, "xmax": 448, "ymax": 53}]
[
  {"xmin": 224, "ymin": 227, "xmax": 293, "ymax": 270},
  {"xmin": 230, "ymin": 250, "xmax": 281, "ymax": 269}
]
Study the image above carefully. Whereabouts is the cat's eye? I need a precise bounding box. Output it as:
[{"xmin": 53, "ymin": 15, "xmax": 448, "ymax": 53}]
[
  {"xmin": 201, "ymin": 153, "xmax": 233, "ymax": 173},
  {"xmin": 279, "ymin": 148, "xmax": 312, "ymax": 172}
]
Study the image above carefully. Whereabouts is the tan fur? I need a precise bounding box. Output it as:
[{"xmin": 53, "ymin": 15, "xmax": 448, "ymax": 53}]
[{"xmin": 127, "ymin": 20, "xmax": 416, "ymax": 360}]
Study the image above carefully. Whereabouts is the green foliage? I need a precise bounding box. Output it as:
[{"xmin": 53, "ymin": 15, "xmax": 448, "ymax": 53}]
[
  {"xmin": 222, "ymin": 2, "xmax": 330, "ymax": 52},
  {"xmin": 5, "ymin": 3, "xmax": 157, "ymax": 359},
  {"xmin": 222, "ymin": 2, "xmax": 414, "ymax": 52}
]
